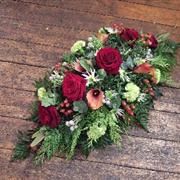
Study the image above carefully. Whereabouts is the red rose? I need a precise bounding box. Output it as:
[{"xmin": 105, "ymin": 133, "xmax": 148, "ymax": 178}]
[
  {"xmin": 96, "ymin": 47, "xmax": 123, "ymax": 75},
  {"xmin": 38, "ymin": 104, "xmax": 61, "ymax": 128},
  {"xmin": 148, "ymin": 34, "xmax": 158, "ymax": 49},
  {"xmin": 120, "ymin": 28, "xmax": 139, "ymax": 44},
  {"xmin": 62, "ymin": 72, "xmax": 86, "ymax": 101}
]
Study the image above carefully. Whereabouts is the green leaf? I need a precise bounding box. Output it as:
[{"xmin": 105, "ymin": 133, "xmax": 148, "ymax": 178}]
[
  {"xmin": 111, "ymin": 96, "xmax": 121, "ymax": 109},
  {"xmin": 126, "ymin": 56, "xmax": 134, "ymax": 69},
  {"xmin": 97, "ymin": 69, "xmax": 107, "ymax": 80},
  {"xmin": 79, "ymin": 59, "xmax": 92, "ymax": 72},
  {"xmin": 30, "ymin": 133, "xmax": 45, "ymax": 147},
  {"xmin": 73, "ymin": 101, "xmax": 88, "ymax": 113}
]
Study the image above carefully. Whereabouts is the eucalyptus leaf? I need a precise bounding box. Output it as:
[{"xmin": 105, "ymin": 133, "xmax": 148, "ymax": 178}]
[
  {"xmin": 30, "ymin": 133, "xmax": 45, "ymax": 147},
  {"xmin": 80, "ymin": 59, "xmax": 92, "ymax": 72},
  {"xmin": 126, "ymin": 56, "xmax": 134, "ymax": 69},
  {"xmin": 97, "ymin": 69, "xmax": 107, "ymax": 80},
  {"xmin": 73, "ymin": 101, "xmax": 88, "ymax": 113}
]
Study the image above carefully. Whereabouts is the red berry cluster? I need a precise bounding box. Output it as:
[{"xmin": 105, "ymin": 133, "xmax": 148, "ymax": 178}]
[
  {"xmin": 121, "ymin": 100, "xmax": 135, "ymax": 117},
  {"xmin": 143, "ymin": 79, "xmax": 155, "ymax": 97},
  {"xmin": 59, "ymin": 99, "xmax": 73, "ymax": 116},
  {"xmin": 112, "ymin": 23, "xmax": 124, "ymax": 33}
]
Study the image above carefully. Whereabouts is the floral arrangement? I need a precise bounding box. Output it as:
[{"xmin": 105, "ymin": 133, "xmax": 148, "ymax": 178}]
[{"xmin": 13, "ymin": 24, "xmax": 179, "ymax": 164}]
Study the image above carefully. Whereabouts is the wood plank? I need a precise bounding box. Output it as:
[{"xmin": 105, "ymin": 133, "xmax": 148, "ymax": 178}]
[
  {"xmin": 17, "ymin": 0, "xmax": 180, "ymax": 26},
  {"xmin": 0, "ymin": 17, "xmax": 90, "ymax": 48},
  {"xmin": 0, "ymin": 86, "xmax": 179, "ymax": 143},
  {"xmin": 0, "ymin": 60, "xmax": 179, "ymax": 93},
  {"xmin": 1, "ymin": 149, "xmax": 179, "ymax": 180},
  {"xmin": 121, "ymin": 0, "xmax": 180, "ymax": 11},
  {"xmin": 0, "ymin": 0, "xmax": 180, "ymax": 37},
  {"xmin": 130, "ymin": 110, "xmax": 180, "ymax": 142},
  {"xmin": 0, "ymin": 61, "xmax": 47, "ymax": 91},
  {"xmin": 0, "ymin": 117, "xmax": 179, "ymax": 174},
  {"xmin": 87, "ymin": 136, "xmax": 180, "ymax": 173},
  {"xmin": 0, "ymin": 39, "xmax": 64, "ymax": 67}
]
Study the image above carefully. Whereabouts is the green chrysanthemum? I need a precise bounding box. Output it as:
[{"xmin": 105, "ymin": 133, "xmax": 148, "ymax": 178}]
[
  {"xmin": 123, "ymin": 82, "xmax": 140, "ymax": 102},
  {"xmin": 37, "ymin": 87, "xmax": 46, "ymax": 101},
  {"xmin": 71, "ymin": 40, "xmax": 86, "ymax": 53}
]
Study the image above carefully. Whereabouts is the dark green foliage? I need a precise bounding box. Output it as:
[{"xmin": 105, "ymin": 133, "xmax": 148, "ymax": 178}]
[
  {"xmin": 29, "ymin": 100, "xmax": 39, "ymax": 122},
  {"xmin": 35, "ymin": 74, "xmax": 52, "ymax": 90},
  {"xmin": 12, "ymin": 130, "xmax": 34, "ymax": 160},
  {"xmin": 34, "ymin": 128, "xmax": 62, "ymax": 165},
  {"xmin": 134, "ymin": 95, "xmax": 153, "ymax": 132}
]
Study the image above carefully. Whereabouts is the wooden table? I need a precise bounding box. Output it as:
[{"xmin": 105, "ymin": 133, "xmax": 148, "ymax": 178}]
[{"xmin": 0, "ymin": 0, "xmax": 179, "ymax": 179}]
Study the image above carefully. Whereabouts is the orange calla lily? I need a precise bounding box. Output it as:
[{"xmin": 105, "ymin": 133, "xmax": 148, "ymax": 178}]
[
  {"xmin": 86, "ymin": 89, "xmax": 104, "ymax": 110},
  {"xmin": 134, "ymin": 62, "xmax": 156, "ymax": 80}
]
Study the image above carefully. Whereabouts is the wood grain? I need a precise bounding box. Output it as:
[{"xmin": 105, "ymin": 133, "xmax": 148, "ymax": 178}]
[
  {"xmin": 18, "ymin": 0, "xmax": 180, "ymax": 26},
  {"xmin": 87, "ymin": 136, "xmax": 180, "ymax": 173},
  {"xmin": 0, "ymin": 116, "xmax": 179, "ymax": 174},
  {"xmin": 0, "ymin": 1, "xmax": 180, "ymax": 36},
  {"xmin": 1, "ymin": 149, "xmax": 179, "ymax": 180},
  {"xmin": 0, "ymin": 87, "xmax": 179, "ymax": 142},
  {"xmin": 121, "ymin": 0, "xmax": 180, "ymax": 11}
]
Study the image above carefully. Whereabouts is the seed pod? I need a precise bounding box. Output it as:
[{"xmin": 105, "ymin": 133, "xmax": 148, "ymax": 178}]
[
  {"xmin": 60, "ymin": 103, "xmax": 65, "ymax": 107},
  {"xmin": 148, "ymin": 87, "xmax": 153, "ymax": 92},
  {"xmin": 67, "ymin": 109, "xmax": 73, "ymax": 114},
  {"xmin": 149, "ymin": 91, "xmax": 155, "ymax": 97},
  {"xmin": 122, "ymin": 101, "xmax": 127, "ymax": 107},
  {"xmin": 64, "ymin": 99, "xmax": 68, "ymax": 104},
  {"xmin": 130, "ymin": 104, "xmax": 135, "ymax": 110},
  {"xmin": 143, "ymin": 79, "xmax": 150, "ymax": 84},
  {"xmin": 60, "ymin": 109, "xmax": 65, "ymax": 113},
  {"xmin": 65, "ymin": 103, "xmax": 70, "ymax": 108}
]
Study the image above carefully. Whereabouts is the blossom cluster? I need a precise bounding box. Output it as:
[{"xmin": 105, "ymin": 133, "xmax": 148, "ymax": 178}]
[{"xmin": 13, "ymin": 24, "xmax": 178, "ymax": 163}]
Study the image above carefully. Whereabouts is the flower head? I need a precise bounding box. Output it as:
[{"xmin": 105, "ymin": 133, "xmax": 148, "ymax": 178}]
[
  {"xmin": 38, "ymin": 87, "xmax": 46, "ymax": 101},
  {"xmin": 71, "ymin": 40, "xmax": 86, "ymax": 53},
  {"xmin": 82, "ymin": 69, "xmax": 101, "ymax": 86},
  {"xmin": 86, "ymin": 89, "xmax": 104, "ymax": 110},
  {"xmin": 123, "ymin": 82, "xmax": 140, "ymax": 102}
]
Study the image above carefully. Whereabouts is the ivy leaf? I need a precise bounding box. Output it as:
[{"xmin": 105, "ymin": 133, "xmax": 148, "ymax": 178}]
[
  {"xmin": 73, "ymin": 101, "xmax": 88, "ymax": 113},
  {"xmin": 97, "ymin": 69, "xmax": 107, "ymax": 80},
  {"xmin": 80, "ymin": 59, "xmax": 92, "ymax": 72}
]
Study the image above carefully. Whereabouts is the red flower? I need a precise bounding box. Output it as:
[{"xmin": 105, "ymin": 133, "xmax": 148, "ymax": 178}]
[
  {"xmin": 148, "ymin": 34, "xmax": 158, "ymax": 49},
  {"xmin": 120, "ymin": 28, "xmax": 139, "ymax": 44},
  {"xmin": 38, "ymin": 104, "xmax": 61, "ymax": 128},
  {"xmin": 141, "ymin": 33, "xmax": 158, "ymax": 49},
  {"xmin": 62, "ymin": 72, "xmax": 86, "ymax": 102},
  {"xmin": 96, "ymin": 47, "xmax": 123, "ymax": 75}
]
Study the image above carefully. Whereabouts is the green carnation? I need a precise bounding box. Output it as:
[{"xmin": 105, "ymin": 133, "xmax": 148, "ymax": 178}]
[
  {"xmin": 38, "ymin": 87, "xmax": 46, "ymax": 101},
  {"xmin": 123, "ymin": 82, "xmax": 140, "ymax": 102},
  {"xmin": 71, "ymin": 40, "xmax": 86, "ymax": 53}
]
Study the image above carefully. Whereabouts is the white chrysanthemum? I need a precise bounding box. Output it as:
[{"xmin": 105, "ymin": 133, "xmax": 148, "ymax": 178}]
[
  {"xmin": 104, "ymin": 27, "xmax": 118, "ymax": 34},
  {"xmin": 82, "ymin": 69, "xmax": 101, "ymax": 86},
  {"xmin": 119, "ymin": 69, "xmax": 130, "ymax": 82},
  {"xmin": 49, "ymin": 71, "xmax": 63, "ymax": 85},
  {"xmin": 116, "ymin": 108, "xmax": 124, "ymax": 117},
  {"xmin": 137, "ymin": 93, "xmax": 147, "ymax": 102},
  {"xmin": 146, "ymin": 48, "xmax": 154, "ymax": 60}
]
